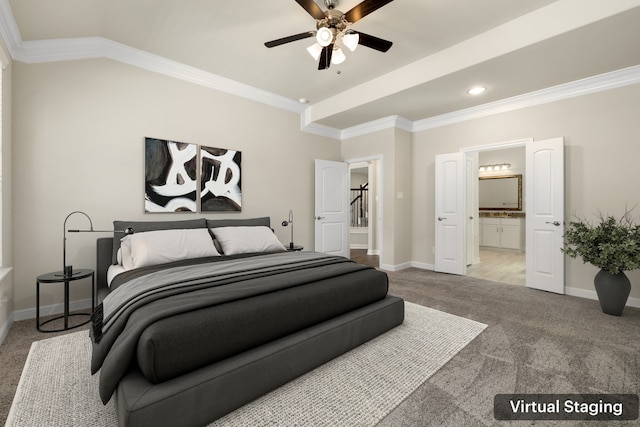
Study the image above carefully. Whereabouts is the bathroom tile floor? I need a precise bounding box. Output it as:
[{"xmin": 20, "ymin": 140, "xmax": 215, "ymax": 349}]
[{"xmin": 466, "ymin": 248, "xmax": 526, "ymax": 286}]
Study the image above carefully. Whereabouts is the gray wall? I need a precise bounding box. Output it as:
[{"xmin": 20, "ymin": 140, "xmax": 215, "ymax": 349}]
[
  {"xmin": 11, "ymin": 58, "xmax": 341, "ymax": 314},
  {"xmin": 411, "ymin": 83, "xmax": 640, "ymax": 301}
]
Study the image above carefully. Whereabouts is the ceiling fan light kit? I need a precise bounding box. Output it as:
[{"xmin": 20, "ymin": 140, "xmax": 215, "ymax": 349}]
[
  {"xmin": 265, "ymin": 0, "xmax": 394, "ymax": 70},
  {"xmin": 332, "ymin": 46, "xmax": 346, "ymax": 64},
  {"xmin": 342, "ymin": 32, "xmax": 359, "ymax": 52},
  {"xmin": 316, "ymin": 27, "xmax": 334, "ymax": 46},
  {"xmin": 307, "ymin": 43, "xmax": 323, "ymax": 61}
]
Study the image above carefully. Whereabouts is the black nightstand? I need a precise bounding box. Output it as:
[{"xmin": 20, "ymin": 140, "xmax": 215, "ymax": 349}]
[{"xmin": 36, "ymin": 269, "xmax": 94, "ymax": 332}]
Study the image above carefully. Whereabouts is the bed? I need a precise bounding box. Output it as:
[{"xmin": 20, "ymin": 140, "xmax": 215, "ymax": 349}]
[{"xmin": 91, "ymin": 217, "xmax": 405, "ymax": 427}]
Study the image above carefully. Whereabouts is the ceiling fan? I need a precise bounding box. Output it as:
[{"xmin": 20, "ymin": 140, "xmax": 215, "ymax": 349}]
[{"xmin": 264, "ymin": 0, "xmax": 394, "ymax": 70}]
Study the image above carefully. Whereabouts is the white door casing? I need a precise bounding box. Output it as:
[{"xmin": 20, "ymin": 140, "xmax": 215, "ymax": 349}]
[
  {"xmin": 525, "ymin": 137, "xmax": 565, "ymax": 294},
  {"xmin": 465, "ymin": 151, "xmax": 479, "ymax": 266},
  {"xmin": 314, "ymin": 159, "xmax": 349, "ymax": 257},
  {"xmin": 435, "ymin": 153, "xmax": 466, "ymax": 275}
]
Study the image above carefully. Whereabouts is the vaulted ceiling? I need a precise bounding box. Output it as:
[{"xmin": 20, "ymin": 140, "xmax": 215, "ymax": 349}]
[{"xmin": 3, "ymin": 0, "xmax": 640, "ymax": 135}]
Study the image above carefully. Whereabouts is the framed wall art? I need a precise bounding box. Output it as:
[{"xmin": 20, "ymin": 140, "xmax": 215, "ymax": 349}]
[
  {"xmin": 200, "ymin": 145, "xmax": 242, "ymax": 212},
  {"xmin": 144, "ymin": 137, "xmax": 198, "ymax": 212}
]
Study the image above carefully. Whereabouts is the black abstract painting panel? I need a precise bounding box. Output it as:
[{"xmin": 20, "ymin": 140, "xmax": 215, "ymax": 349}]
[
  {"xmin": 145, "ymin": 137, "xmax": 197, "ymax": 212},
  {"xmin": 200, "ymin": 145, "xmax": 242, "ymax": 212}
]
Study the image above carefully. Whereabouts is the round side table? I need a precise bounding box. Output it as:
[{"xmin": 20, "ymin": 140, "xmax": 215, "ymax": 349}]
[{"xmin": 36, "ymin": 269, "xmax": 94, "ymax": 333}]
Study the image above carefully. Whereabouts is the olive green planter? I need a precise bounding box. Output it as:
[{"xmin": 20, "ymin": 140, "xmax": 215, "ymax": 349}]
[{"xmin": 594, "ymin": 269, "xmax": 631, "ymax": 316}]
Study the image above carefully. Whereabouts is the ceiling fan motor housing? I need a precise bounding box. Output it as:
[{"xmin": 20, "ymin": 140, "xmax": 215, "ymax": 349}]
[
  {"xmin": 324, "ymin": 0, "xmax": 338, "ymax": 9},
  {"xmin": 316, "ymin": 9, "xmax": 348, "ymax": 33}
]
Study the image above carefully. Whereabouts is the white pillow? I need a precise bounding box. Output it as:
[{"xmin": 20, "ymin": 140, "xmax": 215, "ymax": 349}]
[
  {"xmin": 120, "ymin": 228, "xmax": 219, "ymax": 270},
  {"xmin": 212, "ymin": 226, "xmax": 286, "ymax": 255}
]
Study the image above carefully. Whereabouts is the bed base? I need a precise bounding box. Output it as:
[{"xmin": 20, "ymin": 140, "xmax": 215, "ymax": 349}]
[{"xmin": 115, "ymin": 295, "xmax": 405, "ymax": 427}]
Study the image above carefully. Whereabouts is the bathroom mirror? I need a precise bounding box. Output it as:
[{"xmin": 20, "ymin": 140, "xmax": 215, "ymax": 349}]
[{"xmin": 479, "ymin": 174, "xmax": 522, "ymax": 211}]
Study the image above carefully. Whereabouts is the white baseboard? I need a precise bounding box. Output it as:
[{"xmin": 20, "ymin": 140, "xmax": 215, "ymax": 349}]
[
  {"xmin": 410, "ymin": 261, "xmax": 435, "ymax": 270},
  {"xmin": 379, "ymin": 261, "xmax": 431, "ymax": 272},
  {"xmin": 383, "ymin": 261, "xmax": 640, "ymax": 309},
  {"xmin": 13, "ymin": 298, "xmax": 94, "ymax": 322},
  {"xmin": 380, "ymin": 261, "xmax": 426, "ymax": 271},
  {"xmin": 0, "ymin": 312, "xmax": 14, "ymax": 347},
  {"xmin": 565, "ymin": 286, "xmax": 640, "ymax": 309},
  {"xmin": 349, "ymin": 244, "xmax": 369, "ymax": 250}
]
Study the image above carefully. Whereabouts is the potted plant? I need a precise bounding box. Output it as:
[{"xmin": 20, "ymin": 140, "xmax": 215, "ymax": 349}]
[{"xmin": 562, "ymin": 209, "xmax": 640, "ymax": 315}]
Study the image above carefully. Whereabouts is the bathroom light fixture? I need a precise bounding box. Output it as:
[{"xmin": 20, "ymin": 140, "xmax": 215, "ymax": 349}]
[
  {"xmin": 479, "ymin": 163, "xmax": 511, "ymax": 172},
  {"xmin": 467, "ymin": 86, "xmax": 487, "ymax": 95}
]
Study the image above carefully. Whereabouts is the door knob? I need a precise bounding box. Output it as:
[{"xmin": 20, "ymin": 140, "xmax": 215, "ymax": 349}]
[
  {"xmin": 437, "ymin": 217, "xmax": 447, "ymax": 221},
  {"xmin": 545, "ymin": 221, "xmax": 561, "ymax": 226},
  {"xmin": 315, "ymin": 216, "xmax": 325, "ymax": 220}
]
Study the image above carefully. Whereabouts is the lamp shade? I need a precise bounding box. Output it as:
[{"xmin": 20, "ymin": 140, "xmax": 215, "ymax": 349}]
[
  {"xmin": 342, "ymin": 32, "xmax": 359, "ymax": 52},
  {"xmin": 307, "ymin": 43, "xmax": 323, "ymax": 61},
  {"xmin": 316, "ymin": 27, "xmax": 333, "ymax": 47},
  {"xmin": 331, "ymin": 47, "xmax": 346, "ymax": 64}
]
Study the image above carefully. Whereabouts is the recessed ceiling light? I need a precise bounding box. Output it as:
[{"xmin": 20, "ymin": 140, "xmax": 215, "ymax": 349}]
[
  {"xmin": 298, "ymin": 98, "xmax": 309, "ymax": 104},
  {"xmin": 467, "ymin": 86, "xmax": 487, "ymax": 95}
]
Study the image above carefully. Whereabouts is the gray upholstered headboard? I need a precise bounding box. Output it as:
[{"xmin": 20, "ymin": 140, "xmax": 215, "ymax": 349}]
[{"xmin": 95, "ymin": 217, "xmax": 271, "ymax": 303}]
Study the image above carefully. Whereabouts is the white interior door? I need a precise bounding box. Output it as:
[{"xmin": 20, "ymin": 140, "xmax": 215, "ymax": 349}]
[
  {"xmin": 435, "ymin": 153, "xmax": 466, "ymax": 275},
  {"xmin": 315, "ymin": 159, "xmax": 349, "ymax": 257},
  {"xmin": 525, "ymin": 137, "xmax": 565, "ymax": 293}
]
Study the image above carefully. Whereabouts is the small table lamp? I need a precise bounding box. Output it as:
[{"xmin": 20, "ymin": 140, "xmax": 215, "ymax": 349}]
[
  {"xmin": 281, "ymin": 210, "xmax": 295, "ymax": 249},
  {"xmin": 59, "ymin": 211, "xmax": 134, "ymax": 277}
]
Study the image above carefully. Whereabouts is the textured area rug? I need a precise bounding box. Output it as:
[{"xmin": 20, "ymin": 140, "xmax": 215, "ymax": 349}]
[{"xmin": 6, "ymin": 302, "xmax": 486, "ymax": 427}]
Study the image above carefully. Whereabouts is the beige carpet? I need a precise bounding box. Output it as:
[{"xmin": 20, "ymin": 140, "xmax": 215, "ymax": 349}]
[{"xmin": 6, "ymin": 302, "xmax": 486, "ymax": 427}]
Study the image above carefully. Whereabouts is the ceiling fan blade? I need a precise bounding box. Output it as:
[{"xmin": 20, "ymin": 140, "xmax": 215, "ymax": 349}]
[
  {"xmin": 344, "ymin": 0, "xmax": 394, "ymax": 23},
  {"xmin": 264, "ymin": 31, "xmax": 314, "ymax": 48},
  {"xmin": 318, "ymin": 45, "xmax": 333, "ymax": 70},
  {"xmin": 294, "ymin": 0, "xmax": 326, "ymax": 20},
  {"xmin": 352, "ymin": 31, "xmax": 393, "ymax": 52}
]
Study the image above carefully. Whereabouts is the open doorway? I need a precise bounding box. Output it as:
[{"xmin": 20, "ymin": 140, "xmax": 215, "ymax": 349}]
[
  {"xmin": 436, "ymin": 138, "xmax": 565, "ymax": 293},
  {"xmin": 465, "ymin": 145, "xmax": 526, "ymax": 286},
  {"xmin": 348, "ymin": 160, "xmax": 380, "ymax": 268}
]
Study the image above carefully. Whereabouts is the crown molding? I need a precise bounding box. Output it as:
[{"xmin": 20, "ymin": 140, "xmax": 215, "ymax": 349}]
[
  {"xmin": 1, "ymin": 0, "xmax": 639, "ymax": 141},
  {"xmin": 411, "ymin": 64, "xmax": 640, "ymax": 132},
  {"xmin": 337, "ymin": 64, "xmax": 640, "ymax": 138},
  {"xmin": 340, "ymin": 115, "xmax": 412, "ymax": 140},
  {"xmin": 300, "ymin": 110, "xmax": 342, "ymax": 139},
  {"xmin": 0, "ymin": 0, "xmax": 20, "ymax": 59},
  {"xmin": 0, "ymin": 0, "xmax": 306, "ymax": 116}
]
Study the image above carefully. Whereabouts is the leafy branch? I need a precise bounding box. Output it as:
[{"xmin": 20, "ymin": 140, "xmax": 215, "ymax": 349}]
[{"xmin": 562, "ymin": 206, "xmax": 640, "ymax": 274}]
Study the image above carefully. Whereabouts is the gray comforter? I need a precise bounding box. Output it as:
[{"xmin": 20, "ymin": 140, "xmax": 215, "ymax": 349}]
[{"xmin": 91, "ymin": 251, "xmax": 373, "ymax": 403}]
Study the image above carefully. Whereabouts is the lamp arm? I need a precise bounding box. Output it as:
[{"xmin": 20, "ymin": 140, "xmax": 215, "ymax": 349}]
[
  {"xmin": 63, "ymin": 211, "xmax": 94, "ymax": 274},
  {"xmin": 61, "ymin": 211, "xmax": 134, "ymax": 277},
  {"xmin": 68, "ymin": 228, "xmax": 134, "ymax": 233},
  {"xmin": 281, "ymin": 210, "xmax": 295, "ymax": 249},
  {"xmin": 290, "ymin": 210, "xmax": 294, "ymax": 249}
]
